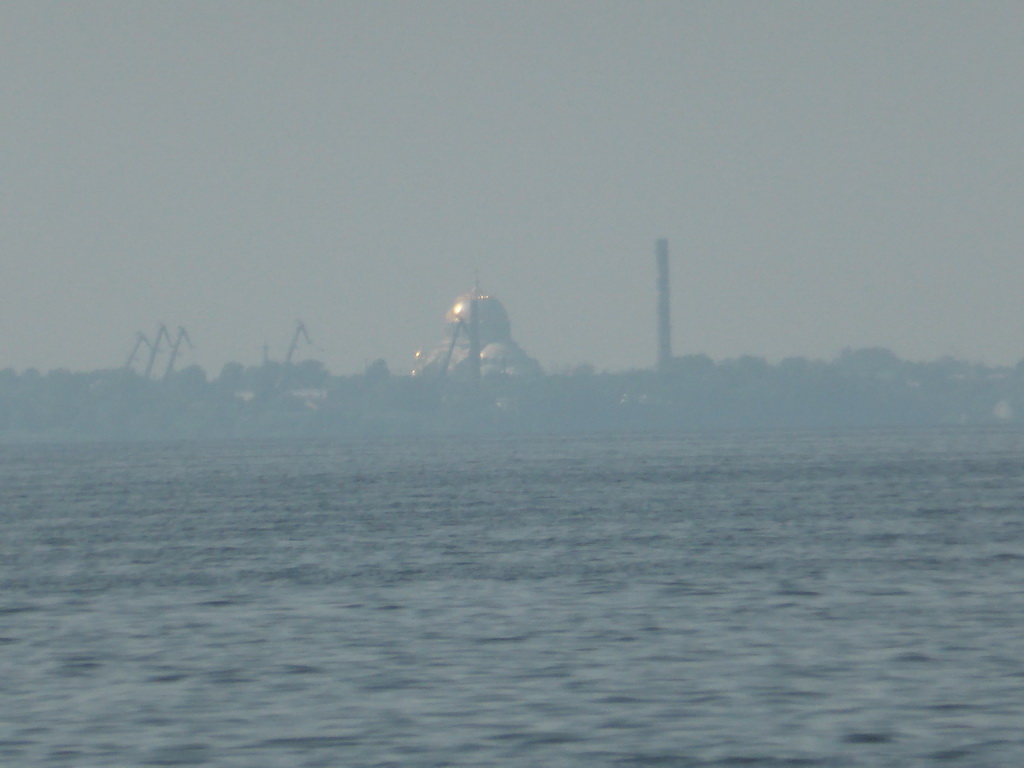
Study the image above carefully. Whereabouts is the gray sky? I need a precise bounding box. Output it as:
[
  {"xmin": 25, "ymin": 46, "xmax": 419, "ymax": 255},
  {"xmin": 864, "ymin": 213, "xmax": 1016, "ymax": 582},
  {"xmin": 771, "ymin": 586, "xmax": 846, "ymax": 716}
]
[{"xmin": 3, "ymin": 1, "xmax": 1023, "ymax": 375}]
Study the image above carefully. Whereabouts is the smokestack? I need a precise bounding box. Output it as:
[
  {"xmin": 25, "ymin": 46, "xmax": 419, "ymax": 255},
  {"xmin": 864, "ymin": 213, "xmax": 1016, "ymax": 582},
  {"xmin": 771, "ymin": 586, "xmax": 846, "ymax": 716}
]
[{"xmin": 656, "ymin": 238, "xmax": 671, "ymax": 372}]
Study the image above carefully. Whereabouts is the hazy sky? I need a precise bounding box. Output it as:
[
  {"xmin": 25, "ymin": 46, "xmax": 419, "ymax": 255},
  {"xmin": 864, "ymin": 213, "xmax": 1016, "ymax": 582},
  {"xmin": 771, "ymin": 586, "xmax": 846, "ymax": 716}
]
[{"xmin": 3, "ymin": 1, "xmax": 1023, "ymax": 375}]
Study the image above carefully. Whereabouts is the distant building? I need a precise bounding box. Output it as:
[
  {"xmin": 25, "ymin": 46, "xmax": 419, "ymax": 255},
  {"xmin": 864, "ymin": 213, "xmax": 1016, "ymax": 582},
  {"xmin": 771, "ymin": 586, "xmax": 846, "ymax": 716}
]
[{"xmin": 413, "ymin": 287, "xmax": 542, "ymax": 380}]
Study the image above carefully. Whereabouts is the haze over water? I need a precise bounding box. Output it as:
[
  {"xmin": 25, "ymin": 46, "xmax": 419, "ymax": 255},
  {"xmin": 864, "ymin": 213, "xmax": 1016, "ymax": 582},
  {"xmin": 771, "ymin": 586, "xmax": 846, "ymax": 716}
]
[
  {"xmin": 3, "ymin": 2, "xmax": 1024, "ymax": 374},
  {"xmin": 3, "ymin": 428, "xmax": 1023, "ymax": 766}
]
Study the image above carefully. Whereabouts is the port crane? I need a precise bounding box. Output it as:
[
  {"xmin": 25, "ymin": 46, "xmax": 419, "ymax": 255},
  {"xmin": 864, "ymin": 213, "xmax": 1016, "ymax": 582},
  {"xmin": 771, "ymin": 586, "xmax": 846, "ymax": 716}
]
[
  {"xmin": 125, "ymin": 324, "xmax": 194, "ymax": 379},
  {"xmin": 143, "ymin": 324, "xmax": 173, "ymax": 379},
  {"xmin": 163, "ymin": 326, "xmax": 193, "ymax": 379},
  {"xmin": 438, "ymin": 291, "xmax": 481, "ymax": 382},
  {"xmin": 124, "ymin": 332, "xmax": 152, "ymax": 372},
  {"xmin": 284, "ymin": 320, "xmax": 313, "ymax": 365}
]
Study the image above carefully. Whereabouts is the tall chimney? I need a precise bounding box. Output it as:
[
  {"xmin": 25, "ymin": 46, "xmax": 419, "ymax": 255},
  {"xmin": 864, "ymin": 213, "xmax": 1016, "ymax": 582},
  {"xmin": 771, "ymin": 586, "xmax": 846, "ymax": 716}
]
[{"xmin": 656, "ymin": 238, "xmax": 671, "ymax": 372}]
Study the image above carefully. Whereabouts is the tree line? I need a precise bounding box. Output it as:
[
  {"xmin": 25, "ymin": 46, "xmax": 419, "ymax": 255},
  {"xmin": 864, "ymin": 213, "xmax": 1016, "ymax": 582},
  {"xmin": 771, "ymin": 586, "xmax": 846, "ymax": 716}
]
[{"xmin": 1, "ymin": 347, "xmax": 1023, "ymax": 440}]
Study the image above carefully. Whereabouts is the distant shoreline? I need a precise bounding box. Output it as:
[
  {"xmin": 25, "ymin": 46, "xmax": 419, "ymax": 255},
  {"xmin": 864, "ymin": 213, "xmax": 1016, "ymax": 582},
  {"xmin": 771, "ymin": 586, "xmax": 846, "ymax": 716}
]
[{"xmin": 2, "ymin": 348, "xmax": 1022, "ymax": 440}]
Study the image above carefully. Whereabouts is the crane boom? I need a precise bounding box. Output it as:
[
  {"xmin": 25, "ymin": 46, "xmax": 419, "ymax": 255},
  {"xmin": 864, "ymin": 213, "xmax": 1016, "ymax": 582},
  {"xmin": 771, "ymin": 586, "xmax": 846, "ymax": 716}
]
[
  {"xmin": 440, "ymin": 319, "xmax": 465, "ymax": 378},
  {"xmin": 143, "ymin": 324, "xmax": 172, "ymax": 379},
  {"xmin": 285, "ymin": 321, "xmax": 313, "ymax": 365},
  {"xmin": 163, "ymin": 326, "xmax": 194, "ymax": 380},
  {"xmin": 125, "ymin": 333, "xmax": 152, "ymax": 371}
]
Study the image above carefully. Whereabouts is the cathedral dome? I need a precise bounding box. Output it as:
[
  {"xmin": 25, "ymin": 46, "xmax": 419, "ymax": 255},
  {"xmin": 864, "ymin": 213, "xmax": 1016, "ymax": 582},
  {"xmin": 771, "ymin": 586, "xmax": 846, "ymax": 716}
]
[
  {"xmin": 414, "ymin": 287, "xmax": 541, "ymax": 379},
  {"xmin": 445, "ymin": 292, "xmax": 512, "ymax": 345}
]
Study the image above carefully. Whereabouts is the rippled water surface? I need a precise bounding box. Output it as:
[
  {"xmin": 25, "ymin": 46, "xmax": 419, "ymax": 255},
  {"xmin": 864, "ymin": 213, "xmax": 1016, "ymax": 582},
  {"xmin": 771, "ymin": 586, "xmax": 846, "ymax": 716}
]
[{"xmin": 2, "ymin": 428, "xmax": 1024, "ymax": 766}]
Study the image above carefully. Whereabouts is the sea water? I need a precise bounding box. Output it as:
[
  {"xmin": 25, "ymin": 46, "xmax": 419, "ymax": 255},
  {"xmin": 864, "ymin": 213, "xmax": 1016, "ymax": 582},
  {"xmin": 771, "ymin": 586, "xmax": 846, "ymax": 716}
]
[{"xmin": 1, "ymin": 428, "xmax": 1023, "ymax": 766}]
